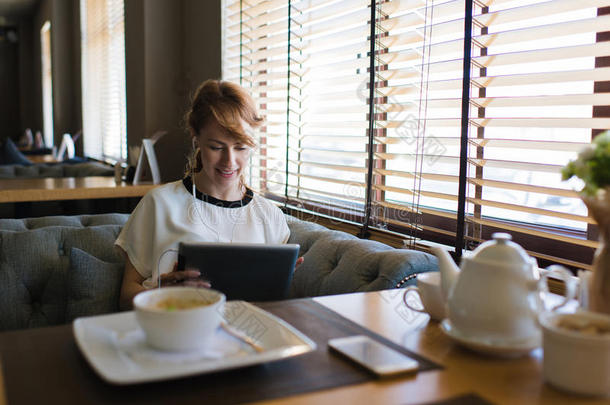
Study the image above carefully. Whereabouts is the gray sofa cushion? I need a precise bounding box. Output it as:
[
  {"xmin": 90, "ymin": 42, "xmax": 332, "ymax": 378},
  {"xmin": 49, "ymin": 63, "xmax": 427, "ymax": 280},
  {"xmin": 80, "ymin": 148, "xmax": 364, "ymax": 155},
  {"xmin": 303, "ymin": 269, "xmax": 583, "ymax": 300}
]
[
  {"xmin": 285, "ymin": 215, "xmax": 437, "ymax": 297},
  {"xmin": 0, "ymin": 138, "xmax": 32, "ymax": 166},
  {"xmin": 0, "ymin": 227, "xmax": 69, "ymax": 330},
  {"xmin": 0, "ymin": 161, "xmax": 114, "ymax": 179},
  {"xmin": 65, "ymin": 247, "xmax": 124, "ymax": 322},
  {"xmin": 0, "ymin": 214, "xmax": 127, "ymax": 330},
  {"xmin": 0, "ymin": 164, "xmax": 62, "ymax": 178},
  {"xmin": 0, "ymin": 213, "xmax": 129, "ymax": 231},
  {"xmin": 289, "ymin": 232, "xmax": 437, "ymax": 297},
  {"xmin": 63, "ymin": 162, "xmax": 116, "ymax": 177},
  {"xmin": 286, "ymin": 215, "xmax": 357, "ymax": 253}
]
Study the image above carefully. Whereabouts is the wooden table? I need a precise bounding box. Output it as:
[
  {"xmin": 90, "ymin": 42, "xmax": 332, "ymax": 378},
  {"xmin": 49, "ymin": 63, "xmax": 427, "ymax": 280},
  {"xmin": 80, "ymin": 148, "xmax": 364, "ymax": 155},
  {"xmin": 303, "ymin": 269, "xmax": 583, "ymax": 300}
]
[
  {"xmin": 0, "ymin": 177, "xmax": 158, "ymax": 203},
  {"xmin": 26, "ymin": 155, "xmax": 57, "ymax": 163},
  {"xmin": 0, "ymin": 291, "xmax": 605, "ymax": 405}
]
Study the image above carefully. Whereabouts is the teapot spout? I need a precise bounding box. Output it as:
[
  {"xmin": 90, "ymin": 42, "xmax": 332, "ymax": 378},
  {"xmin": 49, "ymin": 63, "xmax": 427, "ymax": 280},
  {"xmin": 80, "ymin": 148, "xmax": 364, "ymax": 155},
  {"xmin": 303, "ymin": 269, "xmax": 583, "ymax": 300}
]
[{"xmin": 431, "ymin": 246, "xmax": 460, "ymax": 301}]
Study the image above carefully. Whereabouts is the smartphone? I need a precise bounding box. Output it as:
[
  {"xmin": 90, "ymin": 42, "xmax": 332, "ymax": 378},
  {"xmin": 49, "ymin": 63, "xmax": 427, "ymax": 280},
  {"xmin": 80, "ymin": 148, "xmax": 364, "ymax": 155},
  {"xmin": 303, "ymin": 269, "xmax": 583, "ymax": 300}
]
[{"xmin": 328, "ymin": 335, "xmax": 419, "ymax": 377}]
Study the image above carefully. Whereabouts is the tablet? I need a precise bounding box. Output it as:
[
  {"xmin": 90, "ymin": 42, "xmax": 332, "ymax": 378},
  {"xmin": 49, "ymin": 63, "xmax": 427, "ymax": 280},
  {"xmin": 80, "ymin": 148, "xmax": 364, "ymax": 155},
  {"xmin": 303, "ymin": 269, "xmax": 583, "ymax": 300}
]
[{"xmin": 177, "ymin": 242, "xmax": 300, "ymax": 301}]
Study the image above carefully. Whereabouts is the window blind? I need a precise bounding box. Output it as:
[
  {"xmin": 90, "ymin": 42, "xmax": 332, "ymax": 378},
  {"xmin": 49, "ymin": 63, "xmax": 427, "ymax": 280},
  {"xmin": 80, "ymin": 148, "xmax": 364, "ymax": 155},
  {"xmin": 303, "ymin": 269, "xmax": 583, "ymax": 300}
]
[
  {"xmin": 369, "ymin": 0, "xmax": 466, "ymax": 243},
  {"xmin": 80, "ymin": 0, "xmax": 127, "ymax": 161},
  {"xmin": 225, "ymin": 0, "xmax": 374, "ymax": 218},
  {"xmin": 461, "ymin": 0, "xmax": 610, "ymax": 268},
  {"xmin": 223, "ymin": 0, "xmax": 610, "ymax": 269},
  {"xmin": 224, "ymin": 0, "xmax": 290, "ymax": 203}
]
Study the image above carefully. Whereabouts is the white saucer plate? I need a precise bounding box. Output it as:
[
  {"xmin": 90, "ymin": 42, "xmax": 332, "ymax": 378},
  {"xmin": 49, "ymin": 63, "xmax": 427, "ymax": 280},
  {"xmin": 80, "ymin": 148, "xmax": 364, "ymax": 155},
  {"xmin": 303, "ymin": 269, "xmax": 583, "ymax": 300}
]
[
  {"xmin": 440, "ymin": 319, "xmax": 540, "ymax": 358},
  {"xmin": 73, "ymin": 301, "xmax": 316, "ymax": 385}
]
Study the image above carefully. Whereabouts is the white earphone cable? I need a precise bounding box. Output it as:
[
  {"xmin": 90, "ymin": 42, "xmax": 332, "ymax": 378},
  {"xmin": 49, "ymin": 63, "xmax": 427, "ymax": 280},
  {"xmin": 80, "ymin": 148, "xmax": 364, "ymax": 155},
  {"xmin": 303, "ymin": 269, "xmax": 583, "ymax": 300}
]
[{"xmin": 157, "ymin": 248, "xmax": 179, "ymax": 289}]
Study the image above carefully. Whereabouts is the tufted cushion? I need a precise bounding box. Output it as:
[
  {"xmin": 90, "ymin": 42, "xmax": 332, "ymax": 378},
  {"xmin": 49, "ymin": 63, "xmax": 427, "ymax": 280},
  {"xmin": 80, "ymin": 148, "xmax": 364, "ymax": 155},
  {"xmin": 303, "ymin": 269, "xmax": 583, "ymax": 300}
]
[
  {"xmin": 288, "ymin": 232, "xmax": 437, "ymax": 298},
  {"xmin": 65, "ymin": 247, "xmax": 124, "ymax": 322},
  {"xmin": 0, "ymin": 138, "xmax": 32, "ymax": 166},
  {"xmin": 13, "ymin": 164, "xmax": 63, "ymax": 178},
  {"xmin": 0, "ymin": 213, "xmax": 129, "ymax": 231},
  {"xmin": 63, "ymin": 162, "xmax": 116, "ymax": 177},
  {"xmin": 286, "ymin": 215, "xmax": 356, "ymax": 255},
  {"xmin": 0, "ymin": 161, "xmax": 114, "ymax": 179},
  {"xmin": 0, "ymin": 214, "xmax": 128, "ymax": 331}
]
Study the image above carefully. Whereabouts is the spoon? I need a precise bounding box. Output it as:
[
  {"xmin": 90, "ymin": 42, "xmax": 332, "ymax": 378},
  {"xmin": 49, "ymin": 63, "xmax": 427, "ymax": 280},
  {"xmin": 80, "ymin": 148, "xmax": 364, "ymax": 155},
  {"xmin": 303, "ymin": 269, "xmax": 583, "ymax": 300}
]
[{"xmin": 221, "ymin": 322, "xmax": 264, "ymax": 353}]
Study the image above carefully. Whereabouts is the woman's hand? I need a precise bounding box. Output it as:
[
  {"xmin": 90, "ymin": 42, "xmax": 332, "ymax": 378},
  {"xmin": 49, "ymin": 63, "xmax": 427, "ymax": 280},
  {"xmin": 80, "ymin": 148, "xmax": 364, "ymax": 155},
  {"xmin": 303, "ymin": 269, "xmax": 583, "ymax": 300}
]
[
  {"xmin": 295, "ymin": 256, "xmax": 304, "ymax": 270},
  {"xmin": 159, "ymin": 262, "xmax": 211, "ymax": 288}
]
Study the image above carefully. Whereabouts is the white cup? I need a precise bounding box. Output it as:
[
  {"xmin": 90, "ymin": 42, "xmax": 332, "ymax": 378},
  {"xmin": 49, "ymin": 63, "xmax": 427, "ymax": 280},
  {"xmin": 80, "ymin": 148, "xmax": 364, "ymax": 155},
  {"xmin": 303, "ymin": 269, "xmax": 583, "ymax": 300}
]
[
  {"xmin": 540, "ymin": 310, "xmax": 610, "ymax": 397},
  {"xmin": 403, "ymin": 272, "xmax": 446, "ymax": 321},
  {"xmin": 134, "ymin": 287, "xmax": 225, "ymax": 352}
]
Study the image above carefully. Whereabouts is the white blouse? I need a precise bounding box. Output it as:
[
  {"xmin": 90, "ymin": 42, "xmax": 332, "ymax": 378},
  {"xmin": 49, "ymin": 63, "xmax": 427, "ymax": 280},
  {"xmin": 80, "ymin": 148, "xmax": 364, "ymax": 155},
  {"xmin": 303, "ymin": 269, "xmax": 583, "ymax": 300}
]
[{"xmin": 115, "ymin": 179, "xmax": 290, "ymax": 288}]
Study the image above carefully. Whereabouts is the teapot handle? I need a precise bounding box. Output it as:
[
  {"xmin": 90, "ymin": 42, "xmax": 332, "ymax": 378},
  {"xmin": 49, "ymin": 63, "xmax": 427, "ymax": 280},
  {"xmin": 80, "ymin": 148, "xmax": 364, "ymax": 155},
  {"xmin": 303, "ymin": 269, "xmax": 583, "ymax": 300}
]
[
  {"xmin": 576, "ymin": 270, "xmax": 591, "ymax": 310},
  {"xmin": 538, "ymin": 265, "xmax": 577, "ymax": 312}
]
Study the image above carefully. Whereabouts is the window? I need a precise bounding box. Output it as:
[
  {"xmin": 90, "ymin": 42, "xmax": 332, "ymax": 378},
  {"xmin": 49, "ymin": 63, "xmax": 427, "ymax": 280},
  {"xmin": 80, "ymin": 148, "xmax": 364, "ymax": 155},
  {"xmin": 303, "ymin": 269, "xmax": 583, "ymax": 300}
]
[
  {"xmin": 461, "ymin": 0, "xmax": 607, "ymax": 268},
  {"xmin": 80, "ymin": 0, "xmax": 127, "ymax": 161},
  {"xmin": 40, "ymin": 21, "xmax": 53, "ymax": 148},
  {"xmin": 223, "ymin": 0, "xmax": 610, "ymax": 270}
]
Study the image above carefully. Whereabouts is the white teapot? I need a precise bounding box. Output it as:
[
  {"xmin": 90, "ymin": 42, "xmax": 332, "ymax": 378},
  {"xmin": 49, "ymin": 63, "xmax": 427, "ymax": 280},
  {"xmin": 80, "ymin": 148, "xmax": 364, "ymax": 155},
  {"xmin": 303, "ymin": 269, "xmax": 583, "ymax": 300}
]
[{"xmin": 432, "ymin": 233, "xmax": 576, "ymax": 346}]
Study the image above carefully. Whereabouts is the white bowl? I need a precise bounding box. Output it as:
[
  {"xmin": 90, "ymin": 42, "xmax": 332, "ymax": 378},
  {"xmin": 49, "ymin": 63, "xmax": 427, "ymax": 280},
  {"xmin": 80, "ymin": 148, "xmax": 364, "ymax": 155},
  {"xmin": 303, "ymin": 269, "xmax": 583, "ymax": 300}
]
[
  {"xmin": 540, "ymin": 310, "xmax": 610, "ymax": 397},
  {"xmin": 133, "ymin": 287, "xmax": 225, "ymax": 352}
]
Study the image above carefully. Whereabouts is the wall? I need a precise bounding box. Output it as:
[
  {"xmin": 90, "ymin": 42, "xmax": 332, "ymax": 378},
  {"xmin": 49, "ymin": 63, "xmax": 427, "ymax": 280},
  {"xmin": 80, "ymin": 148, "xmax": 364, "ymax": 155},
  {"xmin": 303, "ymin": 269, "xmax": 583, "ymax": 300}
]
[
  {"xmin": 125, "ymin": 0, "xmax": 221, "ymax": 182},
  {"xmin": 124, "ymin": 0, "xmax": 145, "ymax": 161},
  {"xmin": 0, "ymin": 29, "xmax": 20, "ymax": 141},
  {"xmin": 143, "ymin": 0, "xmax": 185, "ymax": 181},
  {"xmin": 183, "ymin": 0, "xmax": 221, "ymax": 97},
  {"xmin": 50, "ymin": 0, "xmax": 78, "ymax": 145},
  {"xmin": 18, "ymin": 17, "xmax": 35, "ymax": 136},
  {"xmin": 29, "ymin": 0, "xmax": 80, "ymax": 148},
  {"xmin": 70, "ymin": 0, "xmax": 81, "ymax": 139},
  {"xmin": 30, "ymin": 0, "xmax": 51, "ymax": 137}
]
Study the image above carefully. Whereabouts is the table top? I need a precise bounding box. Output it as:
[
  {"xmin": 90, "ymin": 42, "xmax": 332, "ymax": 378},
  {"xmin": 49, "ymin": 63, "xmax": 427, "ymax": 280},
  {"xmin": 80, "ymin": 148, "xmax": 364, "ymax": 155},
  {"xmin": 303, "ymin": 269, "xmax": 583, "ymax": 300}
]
[
  {"xmin": 0, "ymin": 177, "xmax": 158, "ymax": 203},
  {"xmin": 0, "ymin": 290, "xmax": 605, "ymax": 405},
  {"xmin": 26, "ymin": 155, "xmax": 57, "ymax": 163},
  {"xmin": 305, "ymin": 292, "xmax": 603, "ymax": 405}
]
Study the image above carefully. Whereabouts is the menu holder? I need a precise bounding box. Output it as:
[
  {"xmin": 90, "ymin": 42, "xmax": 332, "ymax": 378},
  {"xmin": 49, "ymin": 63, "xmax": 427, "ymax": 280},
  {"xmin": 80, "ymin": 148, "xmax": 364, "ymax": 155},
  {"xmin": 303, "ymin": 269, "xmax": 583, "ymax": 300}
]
[
  {"xmin": 56, "ymin": 133, "xmax": 75, "ymax": 161},
  {"xmin": 133, "ymin": 130, "xmax": 167, "ymax": 185}
]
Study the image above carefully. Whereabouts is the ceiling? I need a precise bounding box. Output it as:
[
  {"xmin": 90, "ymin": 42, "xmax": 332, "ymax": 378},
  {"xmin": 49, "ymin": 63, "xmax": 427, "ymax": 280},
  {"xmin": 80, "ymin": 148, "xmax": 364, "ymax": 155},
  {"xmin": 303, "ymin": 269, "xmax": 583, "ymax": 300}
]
[{"xmin": 0, "ymin": 0, "xmax": 38, "ymax": 19}]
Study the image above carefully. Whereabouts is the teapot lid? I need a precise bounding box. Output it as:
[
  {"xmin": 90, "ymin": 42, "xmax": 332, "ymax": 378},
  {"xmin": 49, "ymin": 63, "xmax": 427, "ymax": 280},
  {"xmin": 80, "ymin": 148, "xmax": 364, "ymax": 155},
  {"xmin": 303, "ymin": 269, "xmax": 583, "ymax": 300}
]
[{"xmin": 470, "ymin": 233, "xmax": 534, "ymax": 266}]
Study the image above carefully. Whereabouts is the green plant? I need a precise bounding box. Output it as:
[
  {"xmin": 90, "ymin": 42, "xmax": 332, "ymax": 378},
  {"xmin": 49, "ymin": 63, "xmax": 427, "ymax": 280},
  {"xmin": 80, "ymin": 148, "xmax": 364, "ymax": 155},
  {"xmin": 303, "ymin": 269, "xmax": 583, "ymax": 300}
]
[{"xmin": 562, "ymin": 131, "xmax": 610, "ymax": 196}]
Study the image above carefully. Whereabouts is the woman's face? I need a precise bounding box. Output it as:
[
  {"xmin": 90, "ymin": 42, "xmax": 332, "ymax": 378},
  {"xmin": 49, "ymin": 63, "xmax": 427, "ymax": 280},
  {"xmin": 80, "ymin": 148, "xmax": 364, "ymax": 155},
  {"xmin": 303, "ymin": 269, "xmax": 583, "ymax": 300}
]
[{"xmin": 194, "ymin": 119, "xmax": 252, "ymax": 200}]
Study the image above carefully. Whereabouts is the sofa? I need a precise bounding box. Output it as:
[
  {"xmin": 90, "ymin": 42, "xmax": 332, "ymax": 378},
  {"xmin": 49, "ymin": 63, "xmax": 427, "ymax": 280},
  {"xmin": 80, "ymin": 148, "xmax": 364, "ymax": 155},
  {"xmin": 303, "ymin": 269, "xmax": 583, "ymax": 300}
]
[
  {"xmin": 0, "ymin": 161, "xmax": 114, "ymax": 179},
  {"xmin": 0, "ymin": 213, "xmax": 438, "ymax": 331}
]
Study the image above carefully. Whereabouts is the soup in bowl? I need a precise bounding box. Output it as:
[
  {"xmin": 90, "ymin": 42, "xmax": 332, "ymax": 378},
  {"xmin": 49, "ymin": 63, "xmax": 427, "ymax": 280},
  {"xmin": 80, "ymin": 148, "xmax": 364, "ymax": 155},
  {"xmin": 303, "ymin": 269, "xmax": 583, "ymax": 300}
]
[{"xmin": 133, "ymin": 287, "xmax": 226, "ymax": 352}]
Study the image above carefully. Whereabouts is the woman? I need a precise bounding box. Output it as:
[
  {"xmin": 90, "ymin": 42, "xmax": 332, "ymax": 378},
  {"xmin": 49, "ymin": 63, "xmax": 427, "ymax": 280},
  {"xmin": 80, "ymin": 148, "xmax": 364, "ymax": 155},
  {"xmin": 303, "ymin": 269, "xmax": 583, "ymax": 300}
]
[{"xmin": 115, "ymin": 80, "xmax": 293, "ymax": 310}]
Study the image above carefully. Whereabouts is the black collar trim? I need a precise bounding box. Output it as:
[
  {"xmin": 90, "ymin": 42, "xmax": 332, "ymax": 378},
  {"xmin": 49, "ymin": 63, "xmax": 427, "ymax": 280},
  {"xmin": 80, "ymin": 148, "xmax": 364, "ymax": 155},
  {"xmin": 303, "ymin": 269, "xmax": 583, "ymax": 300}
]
[{"xmin": 182, "ymin": 177, "xmax": 253, "ymax": 208}]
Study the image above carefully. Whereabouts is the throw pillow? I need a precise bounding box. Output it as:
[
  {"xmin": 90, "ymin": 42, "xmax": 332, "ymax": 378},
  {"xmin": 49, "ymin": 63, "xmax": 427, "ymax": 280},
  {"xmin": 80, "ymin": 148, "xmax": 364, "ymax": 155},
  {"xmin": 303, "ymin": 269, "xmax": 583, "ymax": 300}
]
[
  {"xmin": 66, "ymin": 247, "xmax": 124, "ymax": 321},
  {"xmin": 0, "ymin": 137, "xmax": 32, "ymax": 166}
]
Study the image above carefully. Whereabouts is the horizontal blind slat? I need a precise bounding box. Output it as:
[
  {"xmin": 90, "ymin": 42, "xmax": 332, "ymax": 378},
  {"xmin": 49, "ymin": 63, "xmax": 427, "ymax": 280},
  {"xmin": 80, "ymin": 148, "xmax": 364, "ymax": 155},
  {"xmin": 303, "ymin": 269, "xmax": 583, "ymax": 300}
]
[
  {"xmin": 467, "ymin": 197, "xmax": 594, "ymax": 224},
  {"xmin": 473, "ymin": 0, "xmax": 610, "ymax": 28},
  {"xmin": 467, "ymin": 217, "xmax": 598, "ymax": 249},
  {"xmin": 473, "ymin": 14, "xmax": 610, "ymax": 49}
]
